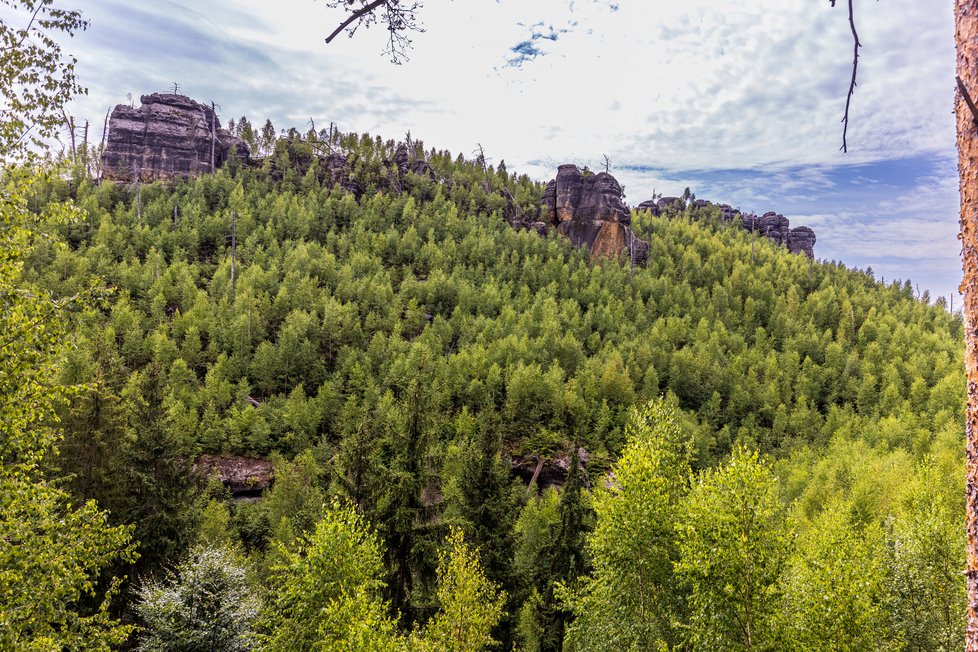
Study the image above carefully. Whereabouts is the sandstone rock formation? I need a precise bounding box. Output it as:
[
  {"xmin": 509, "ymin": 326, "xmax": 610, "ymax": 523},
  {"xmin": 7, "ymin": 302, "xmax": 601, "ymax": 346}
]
[
  {"xmin": 541, "ymin": 164, "xmax": 650, "ymax": 264},
  {"xmin": 102, "ymin": 93, "xmax": 249, "ymax": 183},
  {"xmin": 657, "ymin": 196, "xmax": 684, "ymax": 211},
  {"xmin": 638, "ymin": 197, "xmax": 817, "ymax": 258},
  {"xmin": 390, "ymin": 143, "xmax": 436, "ymax": 181},
  {"xmin": 787, "ymin": 226, "xmax": 817, "ymax": 257},
  {"xmin": 195, "ymin": 455, "xmax": 273, "ymax": 498},
  {"xmin": 636, "ymin": 199, "xmax": 660, "ymax": 215}
]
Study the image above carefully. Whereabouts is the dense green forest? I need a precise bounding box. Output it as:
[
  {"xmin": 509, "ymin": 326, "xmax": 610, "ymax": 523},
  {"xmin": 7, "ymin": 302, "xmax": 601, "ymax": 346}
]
[{"xmin": 4, "ymin": 125, "xmax": 964, "ymax": 650}]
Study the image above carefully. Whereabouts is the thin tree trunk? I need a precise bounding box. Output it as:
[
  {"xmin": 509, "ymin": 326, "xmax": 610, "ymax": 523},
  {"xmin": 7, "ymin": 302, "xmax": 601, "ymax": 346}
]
[
  {"xmin": 956, "ymin": 2, "xmax": 978, "ymax": 649},
  {"xmin": 231, "ymin": 210, "xmax": 236, "ymax": 298},
  {"xmin": 97, "ymin": 108, "xmax": 109, "ymax": 185},
  {"xmin": 210, "ymin": 102, "xmax": 217, "ymax": 171},
  {"xmin": 81, "ymin": 119, "xmax": 89, "ymax": 176}
]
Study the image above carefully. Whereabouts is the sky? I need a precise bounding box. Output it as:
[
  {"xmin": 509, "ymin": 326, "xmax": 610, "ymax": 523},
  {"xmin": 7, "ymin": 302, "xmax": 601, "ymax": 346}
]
[{"xmin": 50, "ymin": 0, "xmax": 960, "ymax": 300}]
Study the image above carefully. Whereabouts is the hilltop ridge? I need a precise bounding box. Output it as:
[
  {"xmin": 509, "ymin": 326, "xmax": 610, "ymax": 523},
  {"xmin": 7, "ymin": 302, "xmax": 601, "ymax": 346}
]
[{"xmin": 100, "ymin": 92, "xmax": 816, "ymax": 263}]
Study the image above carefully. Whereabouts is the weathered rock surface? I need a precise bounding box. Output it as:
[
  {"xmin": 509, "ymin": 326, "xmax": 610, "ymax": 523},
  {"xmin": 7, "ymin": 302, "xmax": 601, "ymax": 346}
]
[
  {"xmin": 787, "ymin": 226, "xmax": 817, "ymax": 258},
  {"xmin": 636, "ymin": 200, "xmax": 660, "ymax": 215},
  {"xmin": 657, "ymin": 196, "xmax": 685, "ymax": 211},
  {"xmin": 716, "ymin": 204, "xmax": 741, "ymax": 223},
  {"xmin": 541, "ymin": 165, "xmax": 649, "ymax": 264},
  {"xmin": 389, "ymin": 143, "xmax": 436, "ymax": 181},
  {"xmin": 757, "ymin": 211, "xmax": 790, "ymax": 245},
  {"xmin": 323, "ymin": 152, "xmax": 365, "ymax": 197},
  {"xmin": 195, "ymin": 455, "xmax": 273, "ymax": 498},
  {"xmin": 510, "ymin": 447, "xmax": 590, "ymax": 491},
  {"xmin": 102, "ymin": 93, "xmax": 248, "ymax": 182}
]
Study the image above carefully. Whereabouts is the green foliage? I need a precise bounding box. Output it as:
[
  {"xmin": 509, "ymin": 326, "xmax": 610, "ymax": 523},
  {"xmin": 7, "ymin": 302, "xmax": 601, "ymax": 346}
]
[
  {"xmin": 887, "ymin": 460, "xmax": 964, "ymax": 651},
  {"xmin": 261, "ymin": 501, "xmax": 399, "ymax": 651},
  {"xmin": 412, "ymin": 527, "xmax": 506, "ymax": 652},
  {"xmin": 561, "ymin": 399, "xmax": 691, "ymax": 651},
  {"xmin": 16, "ymin": 115, "xmax": 967, "ymax": 648},
  {"xmin": 0, "ymin": 5, "xmax": 137, "ymax": 648},
  {"xmin": 676, "ymin": 446, "xmax": 788, "ymax": 651},
  {"xmin": 135, "ymin": 546, "xmax": 260, "ymax": 652},
  {"xmin": 780, "ymin": 501, "xmax": 898, "ymax": 650},
  {"xmin": 0, "ymin": 0, "xmax": 88, "ymax": 157}
]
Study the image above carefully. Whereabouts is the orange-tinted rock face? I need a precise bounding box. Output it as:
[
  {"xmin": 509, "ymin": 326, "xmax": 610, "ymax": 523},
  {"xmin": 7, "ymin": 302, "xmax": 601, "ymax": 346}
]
[
  {"xmin": 589, "ymin": 222, "xmax": 627, "ymax": 260},
  {"xmin": 542, "ymin": 164, "xmax": 649, "ymax": 264}
]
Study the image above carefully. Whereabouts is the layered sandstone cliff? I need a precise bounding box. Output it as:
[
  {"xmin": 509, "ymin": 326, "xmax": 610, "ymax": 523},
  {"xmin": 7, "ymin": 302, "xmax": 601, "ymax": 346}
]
[{"xmin": 102, "ymin": 93, "xmax": 249, "ymax": 182}]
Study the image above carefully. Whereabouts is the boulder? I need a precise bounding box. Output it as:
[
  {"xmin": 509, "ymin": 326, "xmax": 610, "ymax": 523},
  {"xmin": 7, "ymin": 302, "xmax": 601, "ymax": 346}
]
[
  {"xmin": 541, "ymin": 164, "xmax": 649, "ymax": 263},
  {"xmin": 657, "ymin": 196, "xmax": 685, "ymax": 211},
  {"xmin": 102, "ymin": 93, "xmax": 248, "ymax": 182},
  {"xmin": 788, "ymin": 226, "xmax": 817, "ymax": 258},
  {"xmin": 636, "ymin": 200, "xmax": 660, "ymax": 215},
  {"xmin": 757, "ymin": 211, "xmax": 790, "ymax": 245},
  {"xmin": 195, "ymin": 455, "xmax": 272, "ymax": 498}
]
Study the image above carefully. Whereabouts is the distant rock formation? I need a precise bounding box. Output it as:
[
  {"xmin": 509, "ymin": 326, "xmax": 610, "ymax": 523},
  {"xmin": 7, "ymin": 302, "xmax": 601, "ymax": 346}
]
[
  {"xmin": 391, "ymin": 143, "xmax": 436, "ymax": 181},
  {"xmin": 541, "ymin": 164, "xmax": 650, "ymax": 264},
  {"xmin": 195, "ymin": 455, "xmax": 272, "ymax": 498},
  {"xmin": 787, "ymin": 226, "xmax": 817, "ymax": 257},
  {"xmin": 637, "ymin": 198, "xmax": 817, "ymax": 258},
  {"xmin": 102, "ymin": 93, "xmax": 248, "ymax": 183}
]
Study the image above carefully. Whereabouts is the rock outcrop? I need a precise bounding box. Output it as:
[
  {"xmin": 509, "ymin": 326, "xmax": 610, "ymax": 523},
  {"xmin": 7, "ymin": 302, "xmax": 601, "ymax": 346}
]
[
  {"xmin": 657, "ymin": 196, "xmax": 684, "ymax": 211},
  {"xmin": 195, "ymin": 455, "xmax": 273, "ymax": 498},
  {"xmin": 102, "ymin": 93, "xmax": 248, "ymax": 183},
  {"xmin": 639, "ymin": 198, "xmax": 817, "ymax": 258},
  {"xmin": 787, "ymin": 226, "xmax": 817, "ymax": 257},
  {"xmin": 541, "ymin": 165, "xmax": 650, "ymax": 264},
  {"xmin": 390, "ymin": 143, "xmax": 436, "ymax": 181}
]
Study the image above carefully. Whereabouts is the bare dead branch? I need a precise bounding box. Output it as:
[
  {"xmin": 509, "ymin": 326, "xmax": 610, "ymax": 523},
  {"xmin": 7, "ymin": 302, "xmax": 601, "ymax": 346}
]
[
  {"xmin": 323, "ymin": 0, "xmax": 424, "ymax": 63},
  {"xmin": 324, "ymin": 0, "xmax": 386, "ymax": 44},
  {"xmin": 960, "ymin": 76, "xmax": 978, "ymax": 127},
  {"xmin": 839, "ymin": 0, "xmax": 860, "ymax": 153}
]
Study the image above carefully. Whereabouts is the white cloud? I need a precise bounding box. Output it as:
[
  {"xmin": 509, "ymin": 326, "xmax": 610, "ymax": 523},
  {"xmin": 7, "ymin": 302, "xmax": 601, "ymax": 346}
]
[{"xmin": 62, "ymin": 0, "xmax": 959, "ymax": 294}]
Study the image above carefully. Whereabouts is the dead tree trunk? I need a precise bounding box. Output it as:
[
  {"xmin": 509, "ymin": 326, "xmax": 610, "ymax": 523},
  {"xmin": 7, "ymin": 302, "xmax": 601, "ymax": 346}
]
[
  {"xmin": 957, "ymin": 2, "xmax": 978, "ymax": 649},
  {"xmin": 62, "ymin": 109, "xmax": 76, "ymax": 163},
  {"xmin": 81, "ymin": 120, "xmax": 89, "ymax": 176},
  {"xmin": 210, "ymin": 102, "xmax": 217, "ymax": 171},
  {"xmin": 476, "ymin": 143, "xmax": 491, "ymax": 191},
  {"xmin": 231, "ymin": 210, "xmax": 237, "ymax": 299},
  {"xmin": 97, "ymin": 109, "xmax": 109, "ymax": 185}
]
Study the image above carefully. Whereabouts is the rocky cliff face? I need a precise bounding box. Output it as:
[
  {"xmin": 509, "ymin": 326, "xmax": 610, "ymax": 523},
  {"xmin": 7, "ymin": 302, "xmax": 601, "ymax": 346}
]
[
  {"xmin": 102, "ymin": 93, "xmax": 248, "ymax": 182},
  {"xmin": 541, "ymin": 164, "xmax": 650, "ymax": 264}
]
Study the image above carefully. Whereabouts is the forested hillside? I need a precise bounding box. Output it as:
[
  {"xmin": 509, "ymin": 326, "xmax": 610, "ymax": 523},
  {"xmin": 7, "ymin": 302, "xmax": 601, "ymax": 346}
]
[{"xmin": 22, "ymin": 130, "xmax": 966, "ymax": 650}]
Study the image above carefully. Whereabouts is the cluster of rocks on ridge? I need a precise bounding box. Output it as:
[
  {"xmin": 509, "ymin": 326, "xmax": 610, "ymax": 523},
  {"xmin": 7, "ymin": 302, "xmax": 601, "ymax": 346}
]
[
  {"xmin": 102, "ymin": 93, "xmax": 249, "ymax": 183},
  {"xmin": 636, "ymin": 196, "xmax": 816, "ymax": 258},
  {"xmin": 535, "ymin": 164, "xmax": 650, "ymax": 264},
  {"xmin": 101, "ymin": 94, "xmax": 439, "ymax": 199},
  {"xmin": 101, "ymin": 93, "xmax": 815, "ymax": 260}
]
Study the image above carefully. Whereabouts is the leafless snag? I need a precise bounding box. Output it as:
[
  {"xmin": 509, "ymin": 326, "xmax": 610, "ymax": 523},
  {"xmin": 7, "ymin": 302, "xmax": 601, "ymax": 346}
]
[
  {"xmin": 831, "ymin": 0, "xmax": 863, "ymax": 153},
  {"xmin": 96, "ymin": 108, "xmax": 109, "ymax": 185},
  {"xmin": 475, "ymin": 143, "xmax": 491, "ymax": 191},
  {"xmin": 322, "ymin": 0, "xmax": 424, "ymax": 64}
]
